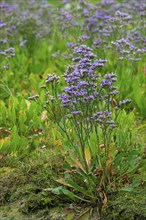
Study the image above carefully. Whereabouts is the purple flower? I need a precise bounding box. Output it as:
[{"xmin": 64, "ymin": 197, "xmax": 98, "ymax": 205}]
[
  {"xmin": 0, "ymin": 20, "xmax": 7, "ymax": 28},
  {"xmin": 46, "ymin": 74, "xmax": 60, "ymax": 83},
  {"xmin": 93, "ymin": 60, "xmax": 104, "ymax": 68},
  {"xmin": 20, "ymin": 40, "xmax": 28, "ymax": 47},
  {"xmin": 61, "ymin": 9, "xmax": 72, "ymax": 22},
  {"xmin": 71, "ymin": 111, "xmax": 82, "ymax": 115},
  {"xmin": 67, "ymin": 42, "xmax": 74, "ymax": 48},
  {"xmin": 104, "ymin": 73, "xmax": 117, "ymax": 79},
  {"xmin": 115, "ymin": 10, "xmax": 132, "ymax": 20},
  {"xmin": 78, "ymin": 81, "xmax": 88, "ymax": 87},
  {"xmin": 62, "ymin": 0, "xmax": 69, "ymax": 3},
  {"xmin": 72, "ymin": 57, "xmax": 81, "ymax": 62},
  {"xmin": 83, "ymin": 9, "xmax": 89, "ymax": 17},
  {"xmin": 78, "ymin": 35, "xmax": 90, "ymax": 41},
  {"xmin": 0, "ymin": 39, "xmax": 7, "ymax": 44},
  {"xmin": 83, "ymin": 95, "xmax": 95, "ymax": 103},
  {"xmin": 50, "ymin": 95, "xmax": 55, "ymax": 101},
  {"xmin": 57, "ymin": 44, "xmax": 123, "ymax": 131},
  {"xmin": 3, "ymin": 65, "xmax": 9, "ymax": 69},
  {"xmin": 0, "ymin": 2, "xmax": 14, "ymax": 13},
  {"xmin": 109, "ymin": 91, "xmax": 119, "ymax": 95},
  {"xmin": 5, "ymin": 47, "xmax": 15, "ymax": 53},
  {"xmin": 111, "ymin": 77, "xmax": 117, "ymax": 82},
  {"xmin": 101, "ymin": 79, "xmax": 112, "ymax": 87},
  {"xmin": 119, "ymin": 99, "xmax": 131, "ymax": 106},
  {"xmin": 92, "ymin": 110, "xmax": 113, "ymax": 126},
  {"xmin": 111, "ymin": 86, "xmax": 117, "ymax": 90},
  {"xmin": 0, "ymin": 50, "xmax": 6, "ymax": 56},
  {"xmin": 74, "ymin": 45, "xmax": 96, "ymax": 58},
  {"xmin": 11, "ymin": 25, "xmax": 16, "ymax": 30},
  {"xmin": 59, "ymin": 94, "xmax": 71, "ymax": 107},
  {"xmin": 104, "ymin": 111, "xmax": 112, "ymax": 117}
]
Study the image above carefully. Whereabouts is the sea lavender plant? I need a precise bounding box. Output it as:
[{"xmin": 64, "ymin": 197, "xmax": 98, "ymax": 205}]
[
  {"xmin": 111, "ymin": 38, "xmax": 145, "ymax": 60},
  {"xmin": 59, "ymin": 0, "xmax": 146, "ymax": 61},
  {"xmin": 58, "ymin": 45, "xmax": 119, "ymax": 160},
  {"xmin": 29, "ymin": 44, "xmax": 144, "ymax": 207}
]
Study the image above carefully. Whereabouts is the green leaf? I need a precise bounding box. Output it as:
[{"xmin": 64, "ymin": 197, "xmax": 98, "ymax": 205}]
[
  {"xmin": 113, "ymin": 152, "xmax": 126, "ymax": 166},
  {"xmin": 67, "ymin": 178, "xmax": 87, "ymax": 194},
  {"xmin": 45, "ymin": 186, "xmax": 75, "ymax": 200},
  {"xmin": 137, "ymin": 160, "xmax": 146, "ymax": 171},
  {"xmin": 11, "ymin": 125, "xmax": 20, "ymax": 152},
  {"xmin": 120, "ymin": 180, "xmax": 140, "ymax": 192}
]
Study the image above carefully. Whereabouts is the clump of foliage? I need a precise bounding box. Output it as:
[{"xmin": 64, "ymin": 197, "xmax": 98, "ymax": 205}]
[{"xmin": 30, "ymin": 44, "xmax": 145, "ymax": 208}]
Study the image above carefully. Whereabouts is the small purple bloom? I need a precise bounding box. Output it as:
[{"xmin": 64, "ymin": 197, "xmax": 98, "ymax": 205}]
[
  {"xmin": 0, "ymin": 20, "xmax": 7, "ymax": 28},
  {"xmin": 109, "ymin": 91, "xmax": 119, "ymax": 95},
  {"xmin": 20, "ymin": 40, "xmax": 28, "ymax": 47},
  {"xmin": 67, "ymin": 42, "xmax": 74, "ymax": 48},
  {"xmin": 3, "ymin": 65, "xmax": 9, "ymax": 69},
  {"xmin": 0, "ymin": 50, "xmax": 6, "ymax": 56},
  {"xmin": 71, "ymin": 111, "xmax": 82, "ymax": 115},
  {"xmin": 46, "ymin": 74, "xmax": 60, "ymax": 83},
  {"xmin": 101, "ymin": 79, "xmax": 112, "ymax": 87},
  {"xmin": 119, "ymin": 99, "xmax": 131, "ymax": 106},
  {"xmin": 5, "ymin": 47, "xmax": 15, "ymax": 54}
]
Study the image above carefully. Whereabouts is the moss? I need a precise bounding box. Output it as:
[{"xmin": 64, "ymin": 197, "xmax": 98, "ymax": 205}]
[
  {"xmin": 101, "ymin": 187, "xmax": 146, "ymax": 220},
  {"xmin": 1, "ymin": 148, "xmax": 146, "ymax": 220},
  {"xmin": 0, "ymin": 167, "xmax": 27, "ymax": 205},
  {"xmin": 0, "ymin": 167, "xmax": 15, "ymax": 176},
  {"xmin": 19, "ymin": 191, "xmax": 60, "ymax": 214},
  {"xmin": 0, "ymin": 149, "xmax": 68, "ymax": 219},
  {"xmin": 0, "ymin": 202, "xmax": 51, "ymax": 220}
]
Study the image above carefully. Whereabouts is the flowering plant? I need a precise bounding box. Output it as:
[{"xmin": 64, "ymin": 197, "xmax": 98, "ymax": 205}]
[{"xmin": 30, "ymin": 44, "xmax": 143, "ymax": 206}]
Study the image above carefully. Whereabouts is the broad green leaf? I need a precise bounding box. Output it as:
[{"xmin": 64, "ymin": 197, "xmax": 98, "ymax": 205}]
[
  {"xmin": 11, "ymin": 125, "xmax": 20, "ymax": 152},
  {"xmin": 120, "ymin": 180, "xmax": 140, "ymax": 192},
  {"xmin": 45, "ymin": 186, "xmax": 75, "ymax": 200},
  {"xmin": 67, "ymin": 178, "xmax": 91, "ymax": 196}
]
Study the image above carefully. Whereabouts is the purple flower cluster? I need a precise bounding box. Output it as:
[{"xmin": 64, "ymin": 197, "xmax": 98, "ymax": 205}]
[
  {"xmin": 0, "ymin": 20, "xmax": 7, "ymax": 28},
  {"xmin": 0, "ymin": 0, "xmax": 56, "ymax": 53},
  {"xmin": 58, "ymin": 44, "xmax": 120, "ymax": 130},
  {"xmin": 60, "ymin": 49, "xmax": 102, "ymax": 108},
  {"xmin": 5, "ymin": 47, "xmax": 15, "ymax": 57},
  {"xmin": 111, "ymin": 38, "xmax": 145, "ymax": 60},
  {"xmin": 78, "ymin": 35, "xmax": 90, "ymax": 42},
  {"xmin": 0, "ymin": 47, "xmax": 15, "ymax": 60},
  {"xmin": 74, "ymin": 45, "xmax": 96, "ymax": 58},
  {"xmin": 60, "ymin": 9, "xmax": 78, "ymax": 31},
  {"xmin": 115, "ymin": 10, "xmax": 132, "ymax": 21},
  {"xmin": 59, "ymin": 0, "xmax": 146, "ymax": 61},
  {"xmin": 119, "ymin": 99, "xmax": 131, "ymax": 106},
  {"xmin": 101, "ymin": 73, "xmax": 117, "ymax": 87},
  {"xmin": 46, "ymin": 74, "xmax": 60, "ymax": 84},
  {"xmin": 20, "ymin": 40, "xmax": 28, "ymax": 47},
  {"xmin": 0, "ymin": 3, "xmax": 17, "ymax": 70},
  {"xmin": 100, "ymin": 73, "xmax": 119, "ymax": 101},
  {"xmin": 0, "ymin": 2, "xmax": 14, "ymax": 13},
  {"xmin": 92, "ymin": 110, "xmax": 116, "ymax": 128},
  {"xmin": 60, "ymin": 9, "xmax": 72, "ymax": 22}
]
